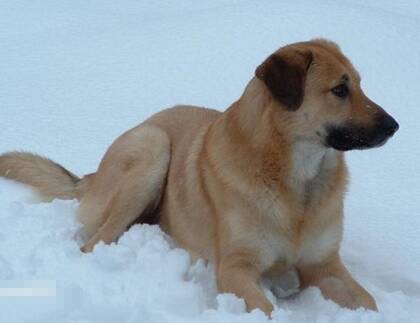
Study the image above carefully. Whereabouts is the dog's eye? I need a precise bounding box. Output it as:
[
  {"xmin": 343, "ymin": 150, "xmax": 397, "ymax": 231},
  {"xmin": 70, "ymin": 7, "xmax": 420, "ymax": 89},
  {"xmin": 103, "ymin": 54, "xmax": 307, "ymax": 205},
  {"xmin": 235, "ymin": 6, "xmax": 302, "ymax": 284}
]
[{"xmin": 331, "ymin": 84, "xmax": 349, "ymax": 98}]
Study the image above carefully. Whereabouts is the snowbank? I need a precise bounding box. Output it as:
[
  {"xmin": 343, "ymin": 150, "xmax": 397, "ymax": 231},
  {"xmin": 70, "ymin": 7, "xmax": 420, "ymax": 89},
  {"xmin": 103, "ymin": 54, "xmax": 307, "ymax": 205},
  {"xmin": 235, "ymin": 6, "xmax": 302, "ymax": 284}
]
[{"xmin": 0, "ymin": 178, "xmax": 418, "ymax": 323}]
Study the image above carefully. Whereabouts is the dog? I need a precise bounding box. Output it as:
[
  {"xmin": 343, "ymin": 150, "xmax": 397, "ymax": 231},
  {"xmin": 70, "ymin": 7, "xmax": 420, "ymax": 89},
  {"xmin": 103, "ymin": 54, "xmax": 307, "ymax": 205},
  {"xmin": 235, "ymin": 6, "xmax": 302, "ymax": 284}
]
[{"xmin": 0, "ymin": 39, "xmax": 398, "ymax": 315}]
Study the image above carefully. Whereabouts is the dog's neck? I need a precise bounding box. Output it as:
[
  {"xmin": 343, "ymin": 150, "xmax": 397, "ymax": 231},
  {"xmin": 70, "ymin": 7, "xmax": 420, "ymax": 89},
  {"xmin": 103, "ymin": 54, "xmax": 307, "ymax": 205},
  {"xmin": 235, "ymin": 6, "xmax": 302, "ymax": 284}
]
[
  {"xmin": 289, "ymin": 139, "xmax": 340, "ymax": 207},
  {"xmin": 291, "ymin": 141, "xmax": 329, "ymax": 182},
  {"xmin": 209, "ymin": 78, "xmax": 343, "ymax": 202}
]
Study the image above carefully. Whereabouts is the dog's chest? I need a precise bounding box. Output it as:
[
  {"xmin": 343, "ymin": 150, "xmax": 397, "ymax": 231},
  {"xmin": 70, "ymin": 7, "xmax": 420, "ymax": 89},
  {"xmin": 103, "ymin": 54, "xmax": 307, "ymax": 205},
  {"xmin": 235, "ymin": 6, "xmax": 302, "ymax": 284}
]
[
  {"xmin": 256, "ymin": 210, "xmax": 341, "ymax": 269},
  {"xmin": 227, "ymin": 144, "xmax": 343, "ymax": 269},
  {"xmin": 255, "ymin": 152, "xmax": 341, "ymax": 268}
]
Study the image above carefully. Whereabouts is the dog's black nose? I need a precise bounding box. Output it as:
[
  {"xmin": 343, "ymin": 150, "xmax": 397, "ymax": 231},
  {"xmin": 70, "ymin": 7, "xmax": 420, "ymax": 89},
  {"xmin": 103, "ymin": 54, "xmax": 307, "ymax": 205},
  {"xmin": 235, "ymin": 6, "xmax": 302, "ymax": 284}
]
[{"xmin": 382, "ymin": 116, "xmax": 399, "ymax": 136}]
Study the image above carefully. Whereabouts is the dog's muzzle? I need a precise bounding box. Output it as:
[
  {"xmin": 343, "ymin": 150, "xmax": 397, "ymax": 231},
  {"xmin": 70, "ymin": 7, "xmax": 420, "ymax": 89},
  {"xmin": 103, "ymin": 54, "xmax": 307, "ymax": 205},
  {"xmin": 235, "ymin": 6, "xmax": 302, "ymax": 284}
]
[{"xmin": 325, "ymin": 112, "xmax": 399, "ymax": 151}]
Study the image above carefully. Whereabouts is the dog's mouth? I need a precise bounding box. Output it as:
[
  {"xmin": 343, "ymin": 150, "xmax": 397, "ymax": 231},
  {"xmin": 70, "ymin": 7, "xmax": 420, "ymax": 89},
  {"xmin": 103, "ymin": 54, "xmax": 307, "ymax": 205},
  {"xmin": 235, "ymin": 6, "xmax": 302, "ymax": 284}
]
[{"xmin": 325, "ymin": 114, "xmax": 399, "ymax": 151}]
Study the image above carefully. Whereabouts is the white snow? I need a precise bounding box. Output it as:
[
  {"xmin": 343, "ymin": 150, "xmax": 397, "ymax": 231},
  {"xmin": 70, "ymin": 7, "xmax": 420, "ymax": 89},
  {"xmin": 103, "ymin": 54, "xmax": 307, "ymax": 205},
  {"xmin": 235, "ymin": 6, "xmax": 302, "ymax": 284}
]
[{"xmin": 0, "ymin": 1, "xmax": 419, "ymax": 322}]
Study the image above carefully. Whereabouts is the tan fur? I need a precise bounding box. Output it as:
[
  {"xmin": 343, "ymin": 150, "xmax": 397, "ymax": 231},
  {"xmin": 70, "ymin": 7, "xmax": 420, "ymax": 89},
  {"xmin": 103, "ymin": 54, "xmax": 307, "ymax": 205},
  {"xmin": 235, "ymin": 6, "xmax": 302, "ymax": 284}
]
[
  {"xmin": 0, "ymin": 39, "xmax": 389, "ymax": 315},
  {"xmin": 0, "ymin": 151, "xmax": 81, "ymax": 201}
]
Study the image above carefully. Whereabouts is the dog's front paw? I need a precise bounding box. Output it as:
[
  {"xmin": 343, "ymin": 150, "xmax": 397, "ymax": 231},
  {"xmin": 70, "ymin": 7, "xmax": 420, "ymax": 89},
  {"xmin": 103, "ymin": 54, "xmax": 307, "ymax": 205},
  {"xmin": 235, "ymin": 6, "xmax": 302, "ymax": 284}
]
[
  {"xmin": 318, "ymin": 277, "xmax": 378, "ymax": 312},
  {"xmin": 357, "ymin": 292, "xmax": 378, "ymax": 312},
  {"xmin": 246, "ymin": 297, "xmax": 274, "ymax": 317},
  {"xmin": 80, "ymin": 241, "xmax": 96, "ymax": 253}
]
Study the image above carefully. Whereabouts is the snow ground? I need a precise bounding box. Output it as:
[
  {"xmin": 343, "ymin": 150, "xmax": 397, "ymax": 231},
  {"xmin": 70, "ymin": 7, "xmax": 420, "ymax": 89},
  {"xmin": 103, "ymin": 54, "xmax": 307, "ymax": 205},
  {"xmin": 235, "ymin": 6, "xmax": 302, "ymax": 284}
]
[{"xmin": 0, "ymin": 1, "xmax": 419, "ymax": 322}]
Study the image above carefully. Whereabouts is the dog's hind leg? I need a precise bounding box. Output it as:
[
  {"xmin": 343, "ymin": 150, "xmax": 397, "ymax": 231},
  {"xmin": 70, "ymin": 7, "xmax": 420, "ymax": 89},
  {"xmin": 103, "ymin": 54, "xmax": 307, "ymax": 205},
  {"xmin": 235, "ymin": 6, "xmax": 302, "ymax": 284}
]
[{"xmin": 78, "ymin": 125, "xmax": 170, "ymax": 252}]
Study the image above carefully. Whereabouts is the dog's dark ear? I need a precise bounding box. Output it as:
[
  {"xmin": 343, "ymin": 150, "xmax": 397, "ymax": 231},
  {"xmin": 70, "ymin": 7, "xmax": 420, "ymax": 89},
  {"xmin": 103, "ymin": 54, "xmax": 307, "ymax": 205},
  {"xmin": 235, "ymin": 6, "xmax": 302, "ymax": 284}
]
[{"xmin": 255, "ymin": 48, "xmax": 312, "ymax": 110}]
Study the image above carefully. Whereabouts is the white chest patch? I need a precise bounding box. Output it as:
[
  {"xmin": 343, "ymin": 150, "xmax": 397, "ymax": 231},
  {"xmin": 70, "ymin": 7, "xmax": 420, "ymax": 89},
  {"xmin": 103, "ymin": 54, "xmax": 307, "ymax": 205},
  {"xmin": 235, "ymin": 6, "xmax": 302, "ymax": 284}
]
[
  {"xmin": 257, "ymin": 230, "xmax": 289, "ymax": 268},
  {"xmin": 298, "ymin": 223, "xmax": 342, "ymax": 265},
  {"xmin": 292, "ymin": 142, "xmax": 328, "ymax": 182}
]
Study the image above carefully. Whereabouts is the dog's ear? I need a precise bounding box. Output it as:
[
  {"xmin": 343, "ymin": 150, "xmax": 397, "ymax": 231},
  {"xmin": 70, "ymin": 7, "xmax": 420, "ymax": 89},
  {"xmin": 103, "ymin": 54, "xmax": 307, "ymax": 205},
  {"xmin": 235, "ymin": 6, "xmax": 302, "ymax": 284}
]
[{"xmin": 255, "ymin": 48, "xmax": 312, "ymax": 111}]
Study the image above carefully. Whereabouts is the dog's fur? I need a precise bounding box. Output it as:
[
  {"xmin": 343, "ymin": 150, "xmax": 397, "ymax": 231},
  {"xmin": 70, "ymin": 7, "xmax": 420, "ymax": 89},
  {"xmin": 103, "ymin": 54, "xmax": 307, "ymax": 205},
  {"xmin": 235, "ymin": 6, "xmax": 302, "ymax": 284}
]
[{"xmin": 0, "ymin": 39, "xmax": 399, "ymax": 315}]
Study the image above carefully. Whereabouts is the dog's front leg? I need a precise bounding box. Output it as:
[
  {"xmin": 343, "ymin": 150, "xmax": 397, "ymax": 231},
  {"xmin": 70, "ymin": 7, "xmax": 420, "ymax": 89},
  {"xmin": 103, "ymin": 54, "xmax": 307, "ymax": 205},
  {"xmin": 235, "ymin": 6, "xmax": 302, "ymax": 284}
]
[
  {"xmin": 298, "ymin": 253, "xmax": 377, "ymax": 311},
  {"xmin": 217, "ymin": 251, "xmax": 274, "ymax": 316}
]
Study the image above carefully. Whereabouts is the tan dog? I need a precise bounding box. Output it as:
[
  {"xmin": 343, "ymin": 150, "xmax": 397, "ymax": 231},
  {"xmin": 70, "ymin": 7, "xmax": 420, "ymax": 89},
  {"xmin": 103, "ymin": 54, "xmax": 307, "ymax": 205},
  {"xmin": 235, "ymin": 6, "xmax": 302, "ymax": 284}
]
[{"xmin": 0, "ymin": 39, "xmax": 398, "ymax": 315}]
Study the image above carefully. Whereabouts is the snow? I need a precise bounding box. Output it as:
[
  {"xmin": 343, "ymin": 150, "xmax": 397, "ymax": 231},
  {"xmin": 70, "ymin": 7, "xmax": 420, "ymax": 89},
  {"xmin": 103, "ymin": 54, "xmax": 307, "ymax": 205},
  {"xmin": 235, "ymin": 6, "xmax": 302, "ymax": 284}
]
[{"xmin": 0, "ymin": 1, "xmax": 419, "ymax": 322}]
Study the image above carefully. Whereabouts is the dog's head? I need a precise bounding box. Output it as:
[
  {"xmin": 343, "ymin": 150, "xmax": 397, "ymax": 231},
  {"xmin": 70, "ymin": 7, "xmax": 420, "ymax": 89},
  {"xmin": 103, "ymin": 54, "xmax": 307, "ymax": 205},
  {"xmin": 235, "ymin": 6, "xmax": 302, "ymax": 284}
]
[{"xmin": 255, "ymin": 39, "xmax": 399, "ymax": 151}]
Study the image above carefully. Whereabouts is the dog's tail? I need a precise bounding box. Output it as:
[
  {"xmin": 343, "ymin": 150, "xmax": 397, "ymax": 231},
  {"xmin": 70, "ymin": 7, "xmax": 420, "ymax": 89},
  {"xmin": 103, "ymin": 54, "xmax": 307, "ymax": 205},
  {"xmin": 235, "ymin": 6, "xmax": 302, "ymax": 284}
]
[{"xmin": 0, "ymin": 151, "xmax": 91, "ymax": 201}]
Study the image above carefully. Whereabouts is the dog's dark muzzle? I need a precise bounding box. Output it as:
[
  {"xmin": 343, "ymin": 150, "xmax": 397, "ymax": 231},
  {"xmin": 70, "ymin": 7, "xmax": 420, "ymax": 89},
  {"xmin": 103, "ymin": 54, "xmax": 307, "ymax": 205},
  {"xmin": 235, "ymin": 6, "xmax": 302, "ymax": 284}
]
[{"xmin": 325, "ymin": 112, "xmax": 399, "ymax": 151}]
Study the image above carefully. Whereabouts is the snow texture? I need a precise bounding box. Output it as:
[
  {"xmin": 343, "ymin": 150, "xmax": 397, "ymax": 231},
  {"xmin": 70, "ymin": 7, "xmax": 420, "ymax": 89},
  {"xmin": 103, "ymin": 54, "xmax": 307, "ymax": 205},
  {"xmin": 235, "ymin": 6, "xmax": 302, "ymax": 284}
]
[{"xmin": 0, "ymin": 1, "xmax": 419, "ymax": 322}]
